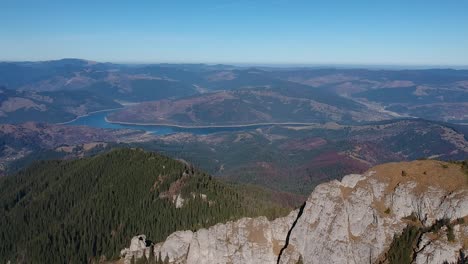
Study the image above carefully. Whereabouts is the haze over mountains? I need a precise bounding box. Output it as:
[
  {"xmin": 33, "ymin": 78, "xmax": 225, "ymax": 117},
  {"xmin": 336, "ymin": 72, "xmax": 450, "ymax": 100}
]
[
  {"xmin": 0, "ymin": 0, "xmax": 468, "ymax": 264},
  {"xmin": 1, "ymin": 59, "xmax": 467, "ymax": 124},
  {"xmin": 0, "ymin": 59, "xmax": 467, "ymax": 263},
  {"xmin": 2, "ymin": 0, "xmax": 468, "ymax": 263},
  {"xmin": 0, "ymin": 59, "xmax": 467, "ymax": 191}
]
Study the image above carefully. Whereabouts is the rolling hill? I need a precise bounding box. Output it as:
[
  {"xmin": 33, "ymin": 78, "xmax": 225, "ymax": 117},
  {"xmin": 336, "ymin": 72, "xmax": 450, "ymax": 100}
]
[
  {"xmin": 107, "ymin": 86, "xmax": 388, "ymax": 126},
  {"xmin": 1, "ymin": 59, "xmax": 467, "ymax": 124},
  {"xmin": 272, "ymin": 68, "xmax": 468, "ymax": 123},
  {"xmin": 140, "ymin": 119, "xmax": 468, "ymax": 194},
  {"xmin": 0, "ymin": 86, "xmax": 121, "ymax": 124}
]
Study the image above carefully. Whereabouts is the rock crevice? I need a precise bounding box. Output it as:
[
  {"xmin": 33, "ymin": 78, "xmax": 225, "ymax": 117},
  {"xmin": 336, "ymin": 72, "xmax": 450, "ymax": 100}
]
[
  {"xmin": 120, "ymin": 160, "xmax": 468, "ymax": 264},
  {"xmin": 276, "ymin": 202, "xmax": 306, "ymax": 264}
]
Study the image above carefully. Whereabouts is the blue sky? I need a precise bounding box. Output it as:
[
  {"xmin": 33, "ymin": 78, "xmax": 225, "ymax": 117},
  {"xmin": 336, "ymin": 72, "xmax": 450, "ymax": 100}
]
[{"xmin": 1, "ymin": 0, "xmax": 467, "ymax": 65}]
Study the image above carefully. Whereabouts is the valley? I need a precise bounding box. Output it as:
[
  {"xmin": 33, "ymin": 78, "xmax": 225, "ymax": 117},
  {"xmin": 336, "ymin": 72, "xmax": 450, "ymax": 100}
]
[
  {"xmin": 1, "ymin": 60, "xmax": 467, "ymax": 125},
  {"xmin": 0, "ymin": 0, "xmax": 468, "ymax": 264},
  {"xmin": 0, "ymin": 59, "xmax": 467, "ymax": 263},
  {"xmin": 3, "ymin": 1, "xmax": 468, "ymax": 263},
  {"xmin": 1, "ymin": 117, "xmax": 466, "ymax": 195},
  {"xmin": 139, "ymin": 119, "xmax": 468, "ymax": 194}
]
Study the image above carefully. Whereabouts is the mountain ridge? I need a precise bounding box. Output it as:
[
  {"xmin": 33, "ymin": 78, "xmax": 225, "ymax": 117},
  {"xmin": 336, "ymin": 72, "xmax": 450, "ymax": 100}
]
[
  {"xmin": 1, "ymin": 59, "xmax": 467, "ymax": 124},
  {"xmin": 120, "ymin": 160, "xmax": 468, "ymax": 264},
  {"xmin": 107, "ymin": 87, "xmax": 388, "ymax": 126},
  {"xmin": 0, "ymin": 149, "xmax": 299, "ymax": 263}
]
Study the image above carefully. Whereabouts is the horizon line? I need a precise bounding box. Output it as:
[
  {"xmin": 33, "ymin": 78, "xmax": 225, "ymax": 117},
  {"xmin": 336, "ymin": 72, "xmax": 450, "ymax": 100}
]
[{"xmin": 1, "ymin": 57, "xmax": 468, "ymax": 70}]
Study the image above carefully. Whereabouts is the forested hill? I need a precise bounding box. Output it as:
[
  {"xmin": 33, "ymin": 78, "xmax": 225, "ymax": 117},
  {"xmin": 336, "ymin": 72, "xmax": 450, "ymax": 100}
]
[{"xmin": 0, "ymin": 148, "xmax": 297, "ymax": 263}]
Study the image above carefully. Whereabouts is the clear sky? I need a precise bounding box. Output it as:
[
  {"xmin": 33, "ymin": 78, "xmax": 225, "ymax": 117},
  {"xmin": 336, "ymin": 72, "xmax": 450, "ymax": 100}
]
[{"xmin": 1, "ymin": 0, "xmax": 467, "ymax": 65}]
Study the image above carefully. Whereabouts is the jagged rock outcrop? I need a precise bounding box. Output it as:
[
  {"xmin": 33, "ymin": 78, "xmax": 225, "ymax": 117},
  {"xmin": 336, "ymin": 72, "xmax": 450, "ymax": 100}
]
[
  {"xmin": 278, "ymin": 161, "xmax": 467, "ymax": 264},
  {"xmin": 120, "ymin": 235, "xmax": 154, "ymax": 262},
  {"xmin": 121, "ymin": 213, "xmax": 297, "ymax": 264},
  {"xmin": 120, "ymin": 160, "xmax": 468, "ymax": 264}
]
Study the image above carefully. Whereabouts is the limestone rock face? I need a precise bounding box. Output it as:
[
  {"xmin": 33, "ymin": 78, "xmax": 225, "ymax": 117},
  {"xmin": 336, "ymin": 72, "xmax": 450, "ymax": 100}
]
[
  {"xmin": 120, "ymin": 212, "xmax": 297, "ymax": 264},
  {"xmin": 279, "ymin": 162, "xmax": 468, "ymax": 264},
  {"xmin": 413, "ymin": 225, "xmax": 467, "ymax": 264},
  {"xmin": 121, "ymin": 235, "xmax": 152, "ymax": 262},
  {"xmin": 156, "ymin": 212, "xmax": 297, "ymax": 264},
  {"xmin": 120, "ymin": 160, "xmax": 468, "ymax": 264}
]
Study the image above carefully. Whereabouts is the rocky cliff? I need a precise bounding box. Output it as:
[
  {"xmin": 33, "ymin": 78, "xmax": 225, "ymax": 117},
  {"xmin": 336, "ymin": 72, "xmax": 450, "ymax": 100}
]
[{"xmin": 120, "ymin": 160, "xmax": 468, "ymax": 264}]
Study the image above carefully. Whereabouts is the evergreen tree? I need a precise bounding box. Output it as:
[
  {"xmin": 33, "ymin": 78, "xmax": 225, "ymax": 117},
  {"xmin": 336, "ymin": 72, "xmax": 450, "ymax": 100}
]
[{"xmin": 0, "ymin": 148, "xmax": 291, "ymax": 263}]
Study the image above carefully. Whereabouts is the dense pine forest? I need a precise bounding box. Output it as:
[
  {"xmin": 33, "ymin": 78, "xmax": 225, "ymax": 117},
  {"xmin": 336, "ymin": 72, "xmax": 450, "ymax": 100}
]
[{"xmin": 0, "ymin": 148, "xmax": 293, "ymax": 263}]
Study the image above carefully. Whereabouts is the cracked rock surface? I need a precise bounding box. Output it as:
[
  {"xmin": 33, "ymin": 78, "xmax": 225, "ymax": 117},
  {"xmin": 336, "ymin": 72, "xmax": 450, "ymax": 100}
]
[{"xmin": 120, "ymin": 160, "xmax": 468, "ymax": 264}]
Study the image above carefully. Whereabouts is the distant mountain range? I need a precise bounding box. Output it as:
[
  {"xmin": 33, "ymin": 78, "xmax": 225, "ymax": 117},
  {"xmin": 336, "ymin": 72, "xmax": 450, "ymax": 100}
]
[
  {"xmin": 106, "ymin": 85, "xmax": 383, "ymax": 126},
  {"xmin": 0, "ymin": 59, "xmax": 467, "ymax": 264},
  {"xmin": 0, "ymin": 59, "xmax": 467, "ymax": 124},
  {"xmin": 0, "ymin": 59, "xmax": 467, "ymax": 196}
]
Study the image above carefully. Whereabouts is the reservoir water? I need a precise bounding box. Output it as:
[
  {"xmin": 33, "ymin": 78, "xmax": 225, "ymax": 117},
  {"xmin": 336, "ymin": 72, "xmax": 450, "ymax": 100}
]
[{"xmin": 64, "ymin": 109, "xmax": 275, "ymax": 135}]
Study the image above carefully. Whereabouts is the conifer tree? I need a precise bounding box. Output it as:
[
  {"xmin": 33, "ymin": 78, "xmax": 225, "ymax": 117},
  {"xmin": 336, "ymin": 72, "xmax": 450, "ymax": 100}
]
[{"xmin": 0, "ymin": 148, "xmax": 291, "ymax": 263}]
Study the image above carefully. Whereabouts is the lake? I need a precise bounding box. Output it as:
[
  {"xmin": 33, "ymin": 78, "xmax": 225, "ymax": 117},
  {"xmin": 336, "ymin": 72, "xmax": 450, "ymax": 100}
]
[{"xmin": 64, "ymin": 109, "xmax": 276, "ymax": 135}]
